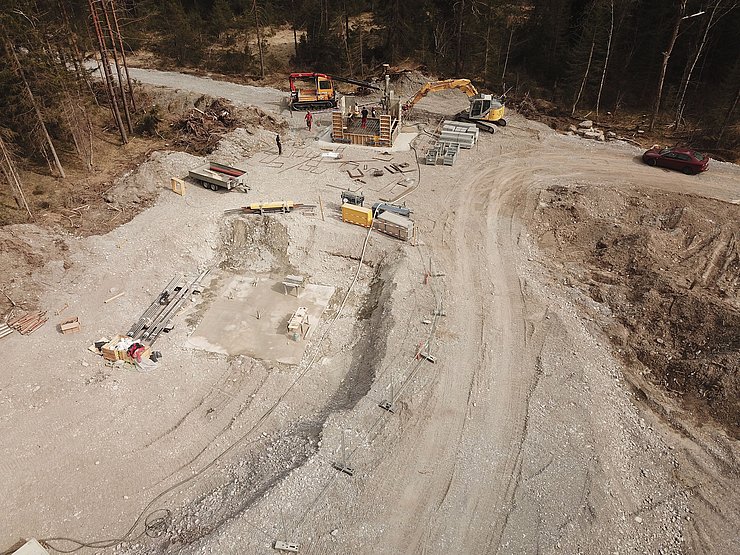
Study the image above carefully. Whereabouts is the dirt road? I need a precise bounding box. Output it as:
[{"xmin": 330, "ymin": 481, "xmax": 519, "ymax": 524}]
[{"xmin": 2, "ymin": 70, "xmax": 738, "ymax": 555}]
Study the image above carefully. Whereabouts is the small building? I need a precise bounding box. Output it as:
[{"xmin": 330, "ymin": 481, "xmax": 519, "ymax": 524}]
[{"xmin": 331, "ymin": 95, "xmax": 401, "ymax": 147}]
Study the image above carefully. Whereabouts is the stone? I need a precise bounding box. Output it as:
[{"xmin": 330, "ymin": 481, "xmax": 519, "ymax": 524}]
[{"xmin": 578, "ymin": 120, "xmax": 593, "ymax": 129}]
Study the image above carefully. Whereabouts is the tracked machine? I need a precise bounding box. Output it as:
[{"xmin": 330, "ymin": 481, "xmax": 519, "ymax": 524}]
[
  {"xmin": 289, "ymin": 72, "xmax": 380, "ymax": 111},
  {"xmin": 403, "ymin": 78, "xmax": 506, "ymax": 133}
]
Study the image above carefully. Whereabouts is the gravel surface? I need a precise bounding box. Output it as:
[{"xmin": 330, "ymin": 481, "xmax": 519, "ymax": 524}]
[{"xmin": 2, "ymin": 69, "xmax": 738, "ymax": 555}]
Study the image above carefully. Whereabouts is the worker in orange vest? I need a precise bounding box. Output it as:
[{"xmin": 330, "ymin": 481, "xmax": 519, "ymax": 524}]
[{"xmin": 305, "ymin": 110, "xmax": 313, "ymax": 131}]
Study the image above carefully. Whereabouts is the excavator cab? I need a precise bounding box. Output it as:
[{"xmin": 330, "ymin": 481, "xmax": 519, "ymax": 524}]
[
  {"xmin": 469, "ymin": 94, "xmax": 505, "ymax": 124},
  {"xmin": 470, "ymin": 98, "xmax": 491, "ymax": 118}
]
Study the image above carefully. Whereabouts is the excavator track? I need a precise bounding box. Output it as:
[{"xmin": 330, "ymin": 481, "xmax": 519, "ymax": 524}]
[
  {"xmin": 290, "ymin": 100, "xmax": 337, "ymax": 111},
  {"xmin": 455, "ymin": 113, "xmax": 500, "ymax": 134}
]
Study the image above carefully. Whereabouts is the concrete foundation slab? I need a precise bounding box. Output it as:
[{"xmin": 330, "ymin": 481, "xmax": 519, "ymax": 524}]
[{"xmin": 187, "ymin": 275, "xmax": 335, "ymax": 364}]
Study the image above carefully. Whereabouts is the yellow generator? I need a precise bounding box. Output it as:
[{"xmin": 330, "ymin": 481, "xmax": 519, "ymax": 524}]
[{"xmin": 341, "ymin": 203, "xmax": 373, "ymax": 228}]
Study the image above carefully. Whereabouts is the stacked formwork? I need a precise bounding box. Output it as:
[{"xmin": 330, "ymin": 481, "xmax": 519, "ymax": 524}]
[{"xmin": 425, "ymin": 121, "xmax": 479, "ymax": 166}]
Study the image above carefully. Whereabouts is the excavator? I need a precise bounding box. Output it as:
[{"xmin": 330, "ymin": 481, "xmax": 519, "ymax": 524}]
[
  {"xmin": 289, "ymin": 72, "xmax": 381, "ymax": 111},
  {"xmin": 403, "ymin": 78, "xmax": 506, "ymax": 133}
]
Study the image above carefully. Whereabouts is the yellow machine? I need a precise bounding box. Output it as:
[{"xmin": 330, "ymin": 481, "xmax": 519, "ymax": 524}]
[{"xmin": 403, "ymin": 79, "xmax": 506, "ymax": 131}]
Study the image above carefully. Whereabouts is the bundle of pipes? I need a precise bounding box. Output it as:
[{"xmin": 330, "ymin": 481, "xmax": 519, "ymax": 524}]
[
  {"xmin": 8, "ymin": 310, "xmax": 48, "ymax": 335},
  {"xmin": 439, "ymin": 121, "xmax": 478, "ymax": 149}
]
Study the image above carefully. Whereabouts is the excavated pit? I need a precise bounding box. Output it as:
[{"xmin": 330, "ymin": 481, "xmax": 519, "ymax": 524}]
[{"xmin": 128, "ymin": 216, "xmax": 400, "ymax": 552}]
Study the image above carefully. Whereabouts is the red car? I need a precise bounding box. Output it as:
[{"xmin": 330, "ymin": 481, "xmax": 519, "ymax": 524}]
[{"xmin": 642, "ymin": 147, "xmax": 709, "ymax": 175}]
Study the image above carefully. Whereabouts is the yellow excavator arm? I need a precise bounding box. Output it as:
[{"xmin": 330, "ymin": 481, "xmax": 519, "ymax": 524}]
[{"xmin": 404, "ymin": 79, "xmax": 479, "ymax": 111}]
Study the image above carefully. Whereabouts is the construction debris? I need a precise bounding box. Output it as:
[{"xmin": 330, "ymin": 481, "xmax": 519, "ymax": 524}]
[
  {"xmin": 104, "ymin": 291, "xmax": 125, "ymax": 304},
  {"xmin": 172, "ymin": 98, "xmax": 240, "ymax": 154},
  {"xmin": 0, "ymin": 321, "xmax": 14, "ymax": 339},
  {"xmin": 8, "ymin": 310, "xmax": 48, "ymax": 335},
  {"xmin": 58, "ymin": 316, "xmax": 81, "ymax": 334},
  {"xmin": 273, "ymin": 540, "xmax": 299, "ymax": 553}
]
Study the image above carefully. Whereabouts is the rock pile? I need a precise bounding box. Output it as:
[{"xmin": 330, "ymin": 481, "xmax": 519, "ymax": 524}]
[{"xmin": 568, "ymin": 119, "xmax": 615, "ymax": 142}]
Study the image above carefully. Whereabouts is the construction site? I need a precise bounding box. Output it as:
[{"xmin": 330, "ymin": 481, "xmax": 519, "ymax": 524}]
[{"xmin": 1, "ymin": 65, "xmax": 739, "ymax": 555}]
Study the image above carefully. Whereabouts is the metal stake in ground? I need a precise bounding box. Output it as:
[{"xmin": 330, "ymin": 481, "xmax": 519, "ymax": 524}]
[
  {"xmin": 272, "ymin": 508, "xmax": 298, "ymax": 553},
  {"xmin": 332, "ymin": 429, "xmax": 354, "ymax": 476},
  {"xmin": 379, "ymin": 374, "xmax": 395, "ymax": 413}
]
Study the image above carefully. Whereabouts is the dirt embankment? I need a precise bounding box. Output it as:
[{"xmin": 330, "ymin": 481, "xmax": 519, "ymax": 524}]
[{"xmin": 533, "ymin": 184, "xmax": 740, "ymax": 438}]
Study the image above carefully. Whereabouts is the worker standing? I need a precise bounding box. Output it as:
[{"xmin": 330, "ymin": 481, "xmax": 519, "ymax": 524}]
[
  {"xmin": 276, "ymin": 133, "xmax": 282, "ymax": 155},
  {"xmin": 361, "ymin": 107, "xmax": 368, "ymax": 129},
  {"xmin": 305, "ymin": 110, "xmax": 313, "ymax": 131},
  {"xmin": 371, "ymin": 106, "xmax": 377, "ymax": 118}
]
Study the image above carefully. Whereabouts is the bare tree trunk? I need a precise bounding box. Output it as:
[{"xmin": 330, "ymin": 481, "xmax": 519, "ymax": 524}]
[
  {"xmin": 109, "ymin": 0, "xmax": 137, "ymax": 112},
  {"xmin": 89, "ymin": 0, "xmax": 128, "ymax": 144},
  {"xmin": 59, "ymin": 0, "xmax": 97, "ymax": 102},
  {"xmin": 359, "ymin": 25, "xmax": 364, "ymax": 79},
  {"xmin": 572, "ymin": 33, "xmax": 596, "ymax": 116},
  {"xmin": 291, "ymin": 0, "xmax": 298, "ymax": 57},
  {"xmin": 343, "ymin": 5, "xmax": 353, "ymax": 74},
  {"xmin": 483, "ymin": 20, "xmax": 491, "ymax": 86},
  {"xmin": 501, "ymin": 27, "xmax": 513, "ymax": 86},
  {"xmin": 0, "ymin": 134, "xmax": 33, "ymax": 219},
  {"xmin": 650, "ymin": 0, "xmax": 686, "ymax": 131},
  {"xmin": 595, "ymin": 0, "xmax": 614, "ymax": 123},
  {"xmin": 4, "ymin": 37, "xmax": 66, "ymax": 178},
  {"xmin": 675, "ymin": 0, "xmax": 724, "ymax": 130},
  {"xmin": 252, "ymin": 0, "xmax": 265, "ymax": 78},
  {"xmin": 52, "ymin": 43, "xmax": 85, "ymax": 164},
  {"xmin": 455, "ymin": 0, "xmax": 465, "ymax": 74},
  {"xmin": 101, "ymin": 0, "xmax": 133, "ymax": 133},
  {"xmin": 716, "ymin": 84, "xmax": 739, "ymax": 147}
]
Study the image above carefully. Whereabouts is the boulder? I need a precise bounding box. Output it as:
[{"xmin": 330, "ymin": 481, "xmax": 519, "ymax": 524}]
[
  {"xmin": 584, "ymin": 129, "xmax": 605, "ymax": 141},
  {"xmin": 568, "ymin": 124, "xmax": 578, "ymax": 133},
  {"xmin": 578, "ymin": 119, "xmax": 593, "ymax": 129},
  {"xmin": 606, "ymin": 131, "xmax": 617, "ymax": 139}
]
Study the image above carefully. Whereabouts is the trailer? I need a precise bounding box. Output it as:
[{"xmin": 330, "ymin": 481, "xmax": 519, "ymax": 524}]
[{"xmin": 188, "ymin": 162, "xmax": 248, "ymax": 191}]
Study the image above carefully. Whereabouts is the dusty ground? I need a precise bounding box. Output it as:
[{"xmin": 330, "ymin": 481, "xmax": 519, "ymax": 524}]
[{"xmin": 1, "ymin": 69, "xmax": 739, "ymax": 555}]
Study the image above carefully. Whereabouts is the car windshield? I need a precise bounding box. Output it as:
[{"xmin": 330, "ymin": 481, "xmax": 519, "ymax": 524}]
[
  {"xmin": 693, "ymin": 151, "xmax": 705, "ymax": 161},
  {"xmin": 660, "ymin": 148, "xmax": 671, "ymax": 155}
]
